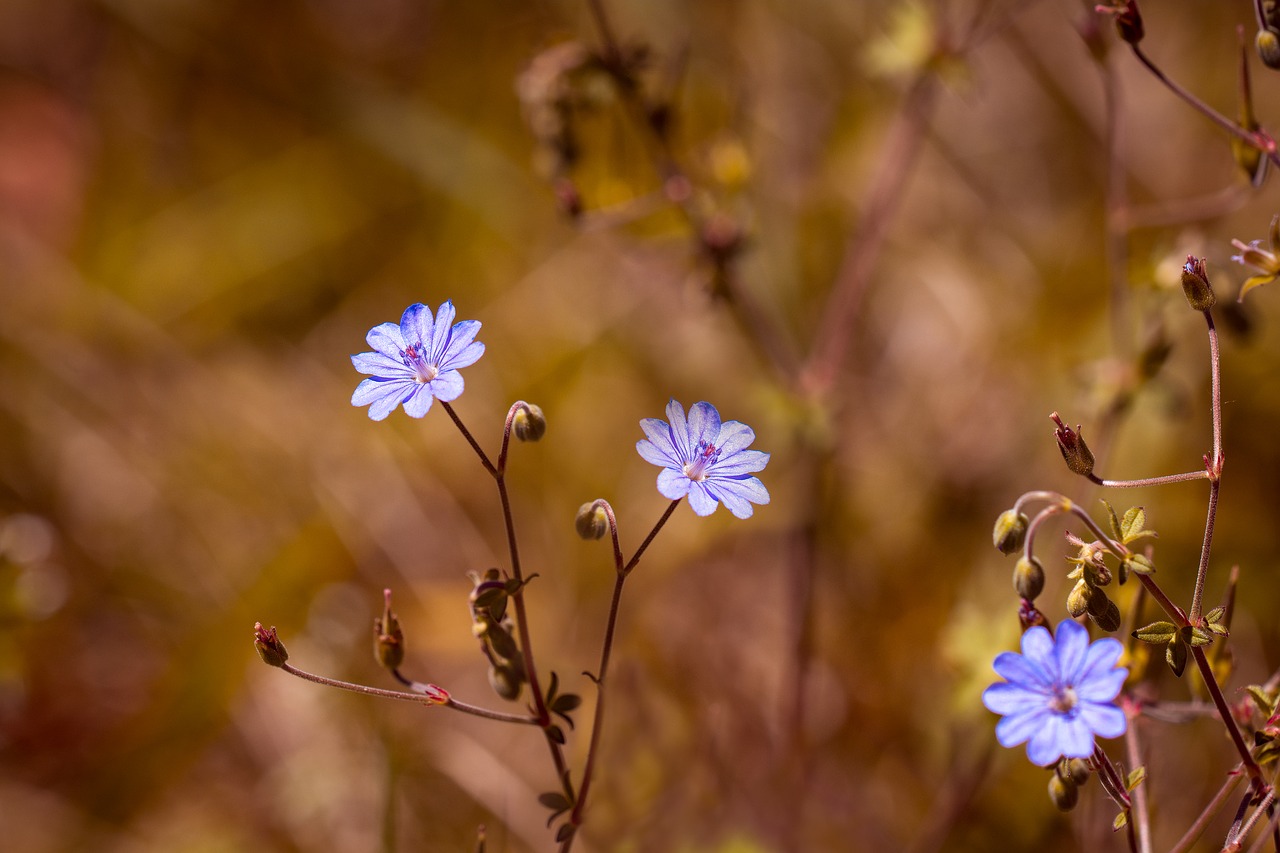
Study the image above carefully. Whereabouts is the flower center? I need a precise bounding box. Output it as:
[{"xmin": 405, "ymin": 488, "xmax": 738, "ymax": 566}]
[
  {"xmin": 1048, "ymin": 684, "xmax": 1078, "ymax": 714},
  {"xmin": 402, "ymin": 343, "xmax": 440, "ymax": 384},
  {"xmin": 682, "ymin": 440, "xmax": 720, "ymax": 481}
]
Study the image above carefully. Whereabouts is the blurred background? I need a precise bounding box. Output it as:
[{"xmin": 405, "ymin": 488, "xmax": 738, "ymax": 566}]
[{"xmin": 3, "ymin": 0, "xmax": 1280, "ymax": 850}]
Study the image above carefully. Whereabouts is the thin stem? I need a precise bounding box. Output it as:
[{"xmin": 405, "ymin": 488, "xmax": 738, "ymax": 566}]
[
  {"xmin": 1168, "ymin": 767, "xmax": 1245, "ymax": 853},
  {"xmin": 1232, "ymin": 787, "xmax": 1277, "ymax": 852},
  {"xmin": 280, "ymin": 664, "xmax": 538, "ymax": 724},
  {"xmin": 440, "ymin": 401, "xmax": 497, "ymax": 477},
  {"xmin": 1191, "ymin": 646, "xmax": 1266, "ymax": 786},
  {"xmin": 1093, "ymin": 470, "xmax": 1209, "ymax": 488},
  {"xmin": 1130, "ymin": 45, "xmax": 1280, "ymax": 169},
  {"xmin": 562, "ymin": 499, "xmax": 681, "ymax": 851},
  {"xmin": 1124, "ymin": 705, "xmax": 1152, "ymax": 853},
  {"xmin": 1242, "ymin": 799, "xmax": 1280, "ymax": 853},
  {"xmin": 1192, "ymin": 313, "xmax": 1224, "ymax": 622},
  {"xmin": 1092, "ymin": 743, "xmax": 1132, "ymax": 810}
]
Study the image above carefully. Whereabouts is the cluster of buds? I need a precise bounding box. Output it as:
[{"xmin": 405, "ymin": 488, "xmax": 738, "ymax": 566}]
[
  {"xmin": 1065, "ymin": 535, "xmax": 1122, "ymax": 632},
  {"xmin": 1048, "ymin": 757, "xmax": 1092, "ymax": 811},
  {"xmin": 469, "ymin": 569, "xmax": 527, "ymax": 700}
]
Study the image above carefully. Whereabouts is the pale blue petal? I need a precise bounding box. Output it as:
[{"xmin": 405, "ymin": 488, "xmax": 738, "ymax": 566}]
[
  {"xmin": 401, "ymin": 385, "xmax": 435, "ymax": 418},
  {"xmin": 665, "ymin": 400, "xmax": 691, "ymax": 456},
  {"xmin": 656, "ymin": 468, "xmax": 692, "ymax": 500},
  {"xmin": 352, "ymin": 377, "xmax": 408, "ymax": 407},
  {"xmin": 687, "ymin": 401, "xmax": 722, "ymax": 448},
  {"xmin": 1079, "ymin": 702, "xmax": 1127, "ymax": 739},
  {"xmin": 1024, "ymin": 715, "xmax": 1071, "ymax": 766},
  {"xmin": 428, "ymin": 300, "xmax": 457, "ymax": 361},
  {"xmin": 710, "ymin": 475, "xmax": 769, "ymax": 508},
  {"xmin": 715, "ymin": 420, "xmax": 757, "ymax": 456},
  {"xmin": 715, "ymin": 486, "xmax": 755, "ymax": 519},
  {"xmin": 995, "ymin": 707, "xmax": 1049, "ymax": 749},
  {"xmin": 352, "ymin": 351, "xmax": 409, "ymax": 377},
  {"xmin": 1077, "ymin": 637, "xmax": 1125, "ymax": 682},
  {"xmin": 640, "ymin": 418, "xmax": 681, "ymax": 463},
  {"xmin": 992, "ymin": 648, "xmax": 1052, "ymax": 689},
  {"xmin": 637, "ymin": 439, "xmax": 677, "ymax": 468},
  {"xmin": 441, "ymin": 319, "xmax": 484, "ymax": 367},
  {"xmin": 1055, "ymin": 715, "xmax": 1097, "ymax": 760},
  {"xmin": 1055, "ymin": 619, "xmax": 1090, "ymax": 683},
  {"xmin": 1076, "ymin": 668, "xmax": 1127, "ymax": 703},
  {"xmin": 366, "ymin": 322, "xmax": 406, "ymax": 358},
  {"xmin": 982, "ymin": 682, "xmax": 1045, "ymax": 716},
  {"xmin": 1020, "ymin": 626, "xmax": 1057, "ymax": 672},
  {"xmin": 687, "ymin": 484, "xmax": 720, "ymax": 516},
  {"xmin": 400, "ymin": 303, "xmax": 431, "ymax": 347},
  {"xmin": 429, "ymin": 371, "xmax": 465, "ymax": 402},
  {"xmin": 710, "ymin": 450, "xmax": 770, "ymax": 476}
]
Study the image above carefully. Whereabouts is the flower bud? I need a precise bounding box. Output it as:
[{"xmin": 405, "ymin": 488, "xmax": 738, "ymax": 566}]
[
  {"xmin": 1258, "ymin": 28, "xmax": 1280, "ymax": 69},
  {"xmin": 1180, "ymin": 256, "xmax": 1217, "ymax": 312},
  {"xmin": 512, "ymin": 403, "xmax": 547, "ymax": 442},
  {"xmin": 1066, "ymin": 758, "xmax": 1091, "ymax": 786},
  {"xmin": 575, "ymin": 501, "xmax": 609, "ymax": 540},
  {"xmin": 1051, "ymin": 412, "xmax": 1095, "ymax": 478},
  {"xmin": 422, "ymin": 683, "xmax": 450, "ymax": 705},
  {"xmin": 1018, "ymin": 599, "xmax": 1047, "ymax": 632},
  {"xmin": 1049, "ymin": 773, "xmax": 1079, "ymax": 811},
  {"xmin": 1086, "ymin": 586, "xmax": 1111, "ymax": 619},
  {"xmin": 993, "ymin": 510, "xmax": 1029, "ymax": 555},
  {"xmin": 1067, "ymin": 580, "xmax": 1092, "ymax": 618},
  {"xmin": 254, "ymin": 622, "xmax": 289, "ymax": 667},
  {"xmin": 374, "ymin": 588, "xmax": 405, "ymax": 671},
  {"xmin": 489, "ymin": 664, "xmax": 522, "ymax": 701},
  {"xmin": 1013, "ymin": 556, "xmax": 1046, "ymax": 601},
  {"xmin": 1102, "ymin": 0, "xmax": 1143, "ymax": 45}
]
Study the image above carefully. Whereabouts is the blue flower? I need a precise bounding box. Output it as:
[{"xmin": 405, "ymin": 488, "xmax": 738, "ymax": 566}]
[
  {"xmin": 982, "ymin": 619, "xmax": 1128, "ymax": 766},
  {"xmin": 636, "ymin": 399, "xmax": 770, "ymax": 519},
  {"xmin": 351, "ymin": 301, "xmax": 485, "ymax": 421}
]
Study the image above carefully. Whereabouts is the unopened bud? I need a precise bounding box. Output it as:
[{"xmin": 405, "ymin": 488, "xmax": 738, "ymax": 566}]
[
  {"xmin": 1049, "ymin": 773, "xmax": 1079, "ymax": 811},
  {"xmin": 374, "ymin": 588, "xmax": 405, "ymax": 670},
  {"xmin": 488, "ymin": 664, "xmax": 522, "ymax": 701},
  {"xmin": 575, "ymin": 501, "xmax": 609, "ymax": 540},
  {"xmin": 1019, "ymin": 599, "xmax": 1048, "ymax": 631},
  {"xmin": 512, "ymin": 403, "xmax": 547, "ymax": 442},
  {"xmin": 993, "ymin": 510, "xmax": 1030, "ymax": 555},
  {"xmin": 254, "ymin": 622, "xmax": 289, "ymax": 667},
  {"xmin": 1097, "ymin": 0, "xmax": 1143, "ymax": 45},
  {"xmin": 1258, "ymin": 29, "xmax": 1280, "ymax": 69},
  {"xmin": 1067, "ymin": 580, "xmax": 1092, "ymax": 618},
  {"xmin": 1013, "ymin": 556, "xmax": 1046, "ymax": 601},
  {"xmin": 1051, "ymin": 412, "xmax": 1095, "ymax": 478},
  {"xmin": 1066, "ymin": 758, "xmax": 1091, "ymax": 786},
  {"xmin": 422, "ymin": 683, "xmax": 451, "ymax": 705},
  {"xmin": 1180, "ymin": 256, "xmax": 1217, "ymax": 312},
  {"xmin": 1086, "ymin": 587, "xmax": 1112, "ymax": 619}
]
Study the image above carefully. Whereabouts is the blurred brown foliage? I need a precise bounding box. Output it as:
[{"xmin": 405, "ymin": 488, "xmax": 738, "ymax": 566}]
[{"xmin": 3, "ymin": 1, "xmax": 1280, "ymax": 851}]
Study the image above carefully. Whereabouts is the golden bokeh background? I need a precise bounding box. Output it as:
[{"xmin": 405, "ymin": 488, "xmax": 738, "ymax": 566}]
[{"xmin": 3, "ymin": 1, "xmax": 1280, "ymax": 851}]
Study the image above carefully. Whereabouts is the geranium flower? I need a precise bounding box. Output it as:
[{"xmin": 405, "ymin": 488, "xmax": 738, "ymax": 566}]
[
  {"xmin": 351, "ymin": 301, "xmax": 485, "ymax": 421},
  {"xmin": 982, "ymin": 619, "xmax": 1128, "ymax": 766},
  {"xmin": 636, "ymin": 399, "xmax": 770, "ymax": 519}
]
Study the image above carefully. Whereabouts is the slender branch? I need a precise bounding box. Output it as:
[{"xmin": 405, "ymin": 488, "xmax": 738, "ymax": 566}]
[
  {"xmin": 1092, "ymin": 470, "xmax": 1208, "ymax": 488},
  {"xmin": 1191, "ymin": 312, "xmax": 1224, "ymax": 622},
  {"xmin": 1124, "ymin": 706, "xmax": 1152, "ymax": 853},
  {"xmin": 1231, "ymin": 787, "xmax": 1276, "ymax": 852},
  {"xmin": 1190, "ymin": 646, "xmax": 1265, "ymax": 786},
  {"xmin": 1242, "ymin": 798, "xmax": 1280, "ymax": 853},
  {"xmin": 280, "ymin": 663, "xmax": 537, "ymax": 724},
  {"xmin": 1167, "ymin": 768, "xmax": 1245, "ymax": 853},
  {"xmin": 440, "ymin": 401, "xmax": 497, "ymax": 477},
  {"xmin": 1129, "ymin": 45, "xmax": 1280, "ymax": 169},
  {"xmin": 562, "ymin": 499, "xmax": 681, "ymax": 851}
]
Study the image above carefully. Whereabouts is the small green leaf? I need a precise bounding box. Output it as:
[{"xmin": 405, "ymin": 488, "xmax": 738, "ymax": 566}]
[
  {"xmin": 555, "ymin": 824, "xmax": 576, "ymax": 843},
  {"xmin": 1183, "ymin": 625, "xmax": 1214, "ymax": 647},
  {"xmin": 1120, "ymin": 506, "xmax": 1145, "ymax": 539},
  {"xmin": 538, "ymin": 792, "xmax": 571, "ymax": 812},
  {"xmin": 1113, "ymin": 810, "xmax": 1129, "ymax": 832},
  {"xmin": 1125, "ymin": 766, "xmax": 1147, "ymax": 792},
  {"xmin": 552, "ymin": 693, "xmax": 582, "ymax": 713},
  {"xmin": 546, "ymin": 671, "xmax": 560, "ymax": 704},
  {"xmin": 1125, "ymin": 554, "xmax": 1155, "ymax": 575},
  {"xmin": 1103, "ymin": 499, "xmax": 1121, "ymax": 542},
  {"xmin": 1132, "ymin": 621, "xmax": 1178, "ymax": 645},
  {"xmin": 472, "ymin": 586, "xmax": 506, "ymax": 609},
  {"xmin": 1246, "ymin": 686, "xmax": 1278, "ymax": 716},
  {"xmin": 547, "ymin": 724, "xmax": 566, "ymax": 745}
]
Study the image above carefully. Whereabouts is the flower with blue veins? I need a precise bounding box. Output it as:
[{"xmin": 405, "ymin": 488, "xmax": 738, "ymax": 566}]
[
  {"xmin": 982, "ymin": 619, "xmax": 1128, "ymax": 766},
  {"xmin": 636, "ymin": 399, "xmax": 770, "ymax": 519},
  {"xmin": 351, "ymin": 301, "xmax": 485, "ymax": 421}
]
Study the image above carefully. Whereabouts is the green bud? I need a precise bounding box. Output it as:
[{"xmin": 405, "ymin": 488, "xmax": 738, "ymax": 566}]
[
  {"xmin": 1258, "ymin": 28, "xmax": 1280, "ymax": 69},
  {"xmin": 512, "ymin": 403, "xmax": 547, "ymax": 442},
  {"xmin": 254, "ymin": 622, "xmax": 289, "ymax": 667},
  {"xmin": 374, "ymin": 588, "xmax": 405, "ymax": 671},
  {"xmin": 1050, "ymin": 413, "xmax": 1095, "ymax": 478},
  {"xmin": 993, "ymin": 510, "xmax": 1029, "ymax": 555},
  {"xmin": 1067, "ymin": 580, "xmax": 1091, "ymax": 618},
  {"xmin": 1066, "ymin": 758, "xmax": 1091, "ymax": 786},
  {"xmin": 1013, "ymin": 556, "xmax": 1045, "ymax": 600},
  {"xmin": 489, "ymin": 664, "xmax": 522, "ymax": 701},
  {"xmin": 1166, "ymin": 638, "xmax": 1188, "ymax": 677},
  {"xmin": 1180, "ymin": 256, "xmax": 1217, "ymax": 312},
  {"xmin": 575, "ymin": 501, "xmax": 609, "ymax": 540},
  {"xmin": 1086, "ymin": 587, "xmax": 1111, "ymax": 619},
  {"xmin": 1049, "ymin": 773, "xmax": 1079, "ymax": 811}
]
